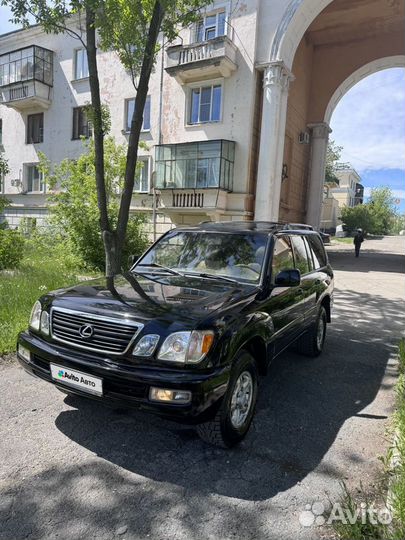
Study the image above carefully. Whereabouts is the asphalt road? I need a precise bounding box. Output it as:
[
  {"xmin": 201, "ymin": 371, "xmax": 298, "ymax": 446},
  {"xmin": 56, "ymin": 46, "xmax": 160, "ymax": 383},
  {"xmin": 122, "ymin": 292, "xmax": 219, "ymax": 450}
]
[{"xmin": 1, "ymin": 236, "xmax": 404, "ymax": 540}]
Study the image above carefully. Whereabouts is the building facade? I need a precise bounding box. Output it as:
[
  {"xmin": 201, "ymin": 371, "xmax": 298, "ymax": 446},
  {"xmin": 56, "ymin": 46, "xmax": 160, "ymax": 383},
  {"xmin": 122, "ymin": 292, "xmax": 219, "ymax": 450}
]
[
  {"xmin": 0, "ymin": 0, "xmax": 403, "ymax": 235},
  {"xmin": 321, "ymin": 164, "xmax": 364, "ymax": 231}
]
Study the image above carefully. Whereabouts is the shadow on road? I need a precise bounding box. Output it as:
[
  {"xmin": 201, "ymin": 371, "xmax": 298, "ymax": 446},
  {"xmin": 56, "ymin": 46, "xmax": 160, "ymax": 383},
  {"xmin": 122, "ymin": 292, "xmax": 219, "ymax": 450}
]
[
  {"xmin": 1, "ymin": 289, "xmax": 403, "ymax": 540},
  {"xmin": 328, "ymin": 249, "xmax": 404, "ymax": 274}
]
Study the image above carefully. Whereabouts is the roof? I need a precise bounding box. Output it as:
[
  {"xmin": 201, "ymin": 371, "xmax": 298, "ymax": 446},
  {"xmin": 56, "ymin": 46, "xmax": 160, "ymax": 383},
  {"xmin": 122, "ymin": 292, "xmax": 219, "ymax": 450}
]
[{"xmin": 177, "ymin": 221, "xmax": 318, "ymax": 234}]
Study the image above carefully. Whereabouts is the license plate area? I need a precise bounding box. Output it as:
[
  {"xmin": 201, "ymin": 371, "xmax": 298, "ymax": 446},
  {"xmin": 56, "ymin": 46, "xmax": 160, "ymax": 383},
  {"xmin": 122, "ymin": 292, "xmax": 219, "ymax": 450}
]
[{"xmin": 50, "ymin": 364, "xmax": 103, "ymax": 396}]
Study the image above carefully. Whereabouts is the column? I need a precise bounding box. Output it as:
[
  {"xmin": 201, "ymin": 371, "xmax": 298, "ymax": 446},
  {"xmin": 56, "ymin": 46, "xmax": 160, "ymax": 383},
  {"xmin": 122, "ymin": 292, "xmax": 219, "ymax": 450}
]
[
  {"xmin": 306, "ymin": 122, "xmax": 332, "ymax": 230},
  {"xmin": 254, "ymin": 61, "xmax": 294, "ymax": 222}
]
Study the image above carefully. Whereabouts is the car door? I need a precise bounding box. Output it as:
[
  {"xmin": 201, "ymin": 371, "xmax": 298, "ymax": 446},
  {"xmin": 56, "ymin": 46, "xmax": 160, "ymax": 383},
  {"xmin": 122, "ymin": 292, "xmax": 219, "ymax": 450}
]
[
  {"xmin": 289, "ymin": 234, "xmax": 315, "ymax": 319},
  {"xmin": 264, "ymin": 234, "xmax": 305, "ymax": 353}
]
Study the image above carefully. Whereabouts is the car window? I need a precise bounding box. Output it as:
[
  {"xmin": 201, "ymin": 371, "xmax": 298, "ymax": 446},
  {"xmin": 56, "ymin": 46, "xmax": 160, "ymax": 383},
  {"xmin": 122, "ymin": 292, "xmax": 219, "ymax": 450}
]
[
  {"xmin": 290, "ymin": 235, "xmax": 310, "ymax": 275},
  {"xmin": 302, "ymin": 237, "xmax": 314, "ymax": 272},
  {"xmin": 307, "ymin": 235, "xmax": 327, "ymax": 269},
  {"xmin": 271, "ymin": 236, "xmax": 294, "ymax": 283},
  {"xmin": 137, "ymin": 230, "xmax": 268, "ymax": 284}
]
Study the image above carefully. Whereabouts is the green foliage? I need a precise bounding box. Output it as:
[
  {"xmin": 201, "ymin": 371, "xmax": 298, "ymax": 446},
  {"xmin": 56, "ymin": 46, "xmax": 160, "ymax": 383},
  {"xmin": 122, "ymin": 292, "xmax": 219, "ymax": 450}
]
[
  {"xmin": 96, "ymin": 0, "xmax": 211, "ymax": 84},
  {"xmin": 43, "ymin": 137, "xmax": 149, "ymax": 271},
  {"xmin": 341, "ymin": 187, "xmax": 399, "ymax": 235},
  {"xmin": 0, "ymin": 236, "xmax": 98, "ymax": 354},
  {"xmin": 340, "ymin": 204, "xmax": 376, "ymax": 234},
  {"xmin": 325, "ymin": 140, "xmax": 342, "ymax": 184},
  {"xmin": 368, "ymin": 187, "xmax": 398, "ymax": 235},
  {"xmin": 0, "ymin": 229, "xmax": 25, "ymax": 270}
]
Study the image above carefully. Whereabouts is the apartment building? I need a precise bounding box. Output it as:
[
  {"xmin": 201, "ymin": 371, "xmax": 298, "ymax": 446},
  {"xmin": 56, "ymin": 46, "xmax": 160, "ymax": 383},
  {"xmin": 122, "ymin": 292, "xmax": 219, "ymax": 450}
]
[{"xmin": 0, "ymin": 0, "xmax": 403, "ymax": 234}]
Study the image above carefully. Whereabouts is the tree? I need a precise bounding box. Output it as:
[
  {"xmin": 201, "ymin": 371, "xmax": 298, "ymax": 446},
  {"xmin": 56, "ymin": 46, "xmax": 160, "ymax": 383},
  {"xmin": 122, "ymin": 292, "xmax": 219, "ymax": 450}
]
[
  {"xmin": 340, "ymin": 204, "xmax": 376, "ymax": 235},
  {"xmin": 4, "ymin": 0, "xmax": 209, "ymax": 276},
  {"xmin": 340, "ymin": 187, "xmax": 399, "ymax": 235},
  {"xmin": 367, "ymin": 187, "xmax": 397, "ymax": 235},
  {"xmin": 41, "ymin": 137, "xmax": 148, "ymax": 270},
  {"xmin": 325, "ymin": 140, "xmax": 342, "ymax": 184},
  {"xmin": 0, "ymin": 153, "xmax": 10, "ymax": 229}
]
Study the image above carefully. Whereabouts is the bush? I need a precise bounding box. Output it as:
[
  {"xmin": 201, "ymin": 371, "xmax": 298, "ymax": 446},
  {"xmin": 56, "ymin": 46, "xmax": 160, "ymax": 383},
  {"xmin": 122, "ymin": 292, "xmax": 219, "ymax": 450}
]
[
  {"xmin": 0, "ymin": 229, "xmax": 25, "ymax": 270},
  {"xmin": 42, "ymin": 137, "xmax": 149, "ymax": 271}
]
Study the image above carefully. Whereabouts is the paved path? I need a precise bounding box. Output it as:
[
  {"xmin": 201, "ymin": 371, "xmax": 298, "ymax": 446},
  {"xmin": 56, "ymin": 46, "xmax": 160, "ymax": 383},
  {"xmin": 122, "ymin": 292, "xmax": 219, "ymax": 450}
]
[{"xmin": 1, "ymin": 237, "xmax": 404, "ymax": 540}]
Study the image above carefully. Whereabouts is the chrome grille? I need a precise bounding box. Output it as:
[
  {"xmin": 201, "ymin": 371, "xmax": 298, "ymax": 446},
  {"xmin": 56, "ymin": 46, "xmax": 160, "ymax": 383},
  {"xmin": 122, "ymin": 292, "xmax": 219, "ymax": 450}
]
[{"xmin": 50, "ymin": 308, "xmax": 143, "ymax": 355}]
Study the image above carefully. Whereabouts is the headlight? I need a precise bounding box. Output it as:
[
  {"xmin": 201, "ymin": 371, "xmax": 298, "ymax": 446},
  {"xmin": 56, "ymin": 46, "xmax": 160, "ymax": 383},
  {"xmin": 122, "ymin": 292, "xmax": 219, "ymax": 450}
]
[
  {"xmin": 40, "ymin": 311, "xmax": 50, "ymax": 335},
  {"xmin": 133, "ymin": 334, "xmax": 160, "ymax": 356},
  {"xmin": 29, "ymin": 301, "xmax": 42, "ymax": 331},
  {"xmin": 158, "ymin": 330, "xmax": 214, "ymax": 364}
]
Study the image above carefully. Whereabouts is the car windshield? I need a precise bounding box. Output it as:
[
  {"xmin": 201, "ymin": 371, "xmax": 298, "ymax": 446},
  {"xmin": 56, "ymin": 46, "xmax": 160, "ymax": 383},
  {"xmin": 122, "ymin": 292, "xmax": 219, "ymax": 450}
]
[{"xmin": 136, "ymin": 231, "xmax": 268, "ymax": 284}]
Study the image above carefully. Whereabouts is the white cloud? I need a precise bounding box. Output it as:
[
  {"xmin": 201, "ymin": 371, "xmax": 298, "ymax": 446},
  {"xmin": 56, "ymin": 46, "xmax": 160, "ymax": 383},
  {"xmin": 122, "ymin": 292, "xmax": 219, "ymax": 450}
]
[
  {"xmin": 363, "ymin": 187, "xmax": 405, "ymax": 201},
  {"xmin": 330, "ymin": 68, "xmax": 405, "ymax": 173}
]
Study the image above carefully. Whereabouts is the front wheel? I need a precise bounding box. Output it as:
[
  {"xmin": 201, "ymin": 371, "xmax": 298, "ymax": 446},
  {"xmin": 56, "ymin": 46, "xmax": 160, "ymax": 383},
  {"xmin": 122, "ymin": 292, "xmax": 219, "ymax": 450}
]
[
  {"xmin": 295, "ymin": 306, "xmax": 327, "ymax": 357},
  {"xmin": 196, "ymin": 351, "xmax": 258, "ymax": 448}
]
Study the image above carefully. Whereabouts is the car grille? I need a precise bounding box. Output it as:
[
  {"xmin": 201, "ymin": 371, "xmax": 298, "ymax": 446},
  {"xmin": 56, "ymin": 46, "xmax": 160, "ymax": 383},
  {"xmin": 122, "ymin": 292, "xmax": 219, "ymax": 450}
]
[{"xmin": 50, "ymin": 308, "xmax": 143, "ymax": 355}]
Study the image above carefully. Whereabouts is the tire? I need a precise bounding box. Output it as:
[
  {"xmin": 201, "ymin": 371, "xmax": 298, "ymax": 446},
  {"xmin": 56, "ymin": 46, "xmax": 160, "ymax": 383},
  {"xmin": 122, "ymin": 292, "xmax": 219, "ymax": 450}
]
[
  {"xmin": 196, "ymin": 350, "xmax": 258, "ymax": 448},
  {"xmin": 295, "ymin": 305, "xmax": 327, "ymax": 358}
]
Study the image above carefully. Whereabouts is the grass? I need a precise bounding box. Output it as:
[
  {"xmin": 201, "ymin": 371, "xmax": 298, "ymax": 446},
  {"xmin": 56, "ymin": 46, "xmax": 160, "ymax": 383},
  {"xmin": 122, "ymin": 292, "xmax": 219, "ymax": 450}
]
[
  {"xmin": 332, "ymin": 237, "xmax": 353, "ymax": 244},
  {"xmin": 332, "ymin": 339, "xmax": 405, "ymax": 539},
  {"xmin": 0, "ymin": 240, "xmax": 97, "ymax": 356}
]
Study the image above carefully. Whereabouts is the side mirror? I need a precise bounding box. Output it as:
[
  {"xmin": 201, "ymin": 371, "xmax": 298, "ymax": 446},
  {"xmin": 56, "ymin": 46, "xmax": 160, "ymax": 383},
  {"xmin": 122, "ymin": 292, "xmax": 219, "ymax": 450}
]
[{"xmin": 274, "ymin": 269, "xmax": 301, "ymax": 287}]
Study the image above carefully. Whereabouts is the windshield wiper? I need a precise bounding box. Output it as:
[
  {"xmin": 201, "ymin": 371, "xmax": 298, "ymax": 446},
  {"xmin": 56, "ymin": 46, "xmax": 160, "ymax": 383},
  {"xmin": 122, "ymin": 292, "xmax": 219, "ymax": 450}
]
[
  {"xmin": 184, "ymin": 272, "xmax": 240, "ymax": 285},
  {"xmin": 136, "ymin": 263, "xmax": 184, "ymax": 276}
]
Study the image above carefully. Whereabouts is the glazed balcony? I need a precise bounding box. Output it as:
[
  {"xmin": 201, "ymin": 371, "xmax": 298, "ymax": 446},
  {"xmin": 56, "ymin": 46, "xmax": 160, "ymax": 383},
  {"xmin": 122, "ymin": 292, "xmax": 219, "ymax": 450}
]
[
  {"xmin": 0, "ymin": 46, "xmax": 53, "ymax": 110},
  {"xmin": 165, "ymin": 36, "xmax": 238, "ymax": 84}
]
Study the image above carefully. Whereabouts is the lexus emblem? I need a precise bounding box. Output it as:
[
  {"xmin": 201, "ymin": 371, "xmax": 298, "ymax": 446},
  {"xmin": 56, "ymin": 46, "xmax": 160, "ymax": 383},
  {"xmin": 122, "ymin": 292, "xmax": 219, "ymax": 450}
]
[{"xmin": 79, "ymin": 324, "xmax": 94, "ymax": 339}]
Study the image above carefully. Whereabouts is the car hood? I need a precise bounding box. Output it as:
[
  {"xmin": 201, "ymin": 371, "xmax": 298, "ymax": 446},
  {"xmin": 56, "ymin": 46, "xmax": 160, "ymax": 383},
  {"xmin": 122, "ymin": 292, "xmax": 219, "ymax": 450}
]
[{"xmin": 46, "ymin": 272, "xmax": 258, "ymax": 327}]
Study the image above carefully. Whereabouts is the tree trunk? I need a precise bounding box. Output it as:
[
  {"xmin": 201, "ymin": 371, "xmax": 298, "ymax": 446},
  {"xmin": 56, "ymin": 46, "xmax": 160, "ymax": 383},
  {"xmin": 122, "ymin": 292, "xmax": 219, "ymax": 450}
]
[
  {"xmin": 115, "ymin": 1, "xmax": 165, "ymax": 261},
  {"xmin": 85, "ymin": 9, "xmax": 117, "ymax": 275}
]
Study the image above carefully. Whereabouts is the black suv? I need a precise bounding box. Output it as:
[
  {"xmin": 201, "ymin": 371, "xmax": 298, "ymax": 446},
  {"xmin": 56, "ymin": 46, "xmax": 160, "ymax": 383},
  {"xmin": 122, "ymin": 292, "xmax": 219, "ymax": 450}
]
[{"xmin": 17, "ymin": 222, "xmax": 334, "ymax": 448}]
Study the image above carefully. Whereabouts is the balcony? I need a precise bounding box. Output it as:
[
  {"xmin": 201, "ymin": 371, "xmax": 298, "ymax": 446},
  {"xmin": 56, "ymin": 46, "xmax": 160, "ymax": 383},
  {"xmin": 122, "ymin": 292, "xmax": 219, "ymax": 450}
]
[
  {"xmin": 0, "ymin": 46, "xmax": 53, "ymax": 110},
  {"xmin": 165, "ymin": 36, "xmax": 237, "ymax": 84}
]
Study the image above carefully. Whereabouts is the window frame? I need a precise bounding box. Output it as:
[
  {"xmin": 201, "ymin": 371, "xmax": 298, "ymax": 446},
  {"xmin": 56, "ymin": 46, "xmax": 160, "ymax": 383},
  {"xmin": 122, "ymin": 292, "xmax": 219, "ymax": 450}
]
[
  {"xmin": 73, "ymin": 48, "xmax": 89, "ymax": 80},
  {"xmin": 270, "ymin": 234, "xmax": 295, "ymax": 284},
  {"xmin": 72, "ymin": 106, "xmax": 92, "ymax": 140},
  {"xmin": 290, "ymin": 234, "xmax": 311, "ymax": 276},
  {"xmin": 124, "ymin": 96, "xmax": 151, "ymax": 133},
  {"xmin": 187, "ymin": 81, "xmax": 223, "ymax": 125},
  {"xmin": 134, "ymin": 156, "xmax": 151, "ymax": 193},
  {"xmin": 193, "ymin": 6, "xmax": 228, "ymax": 43},
  {"xmin": 26, "ymin": 112, "xmax": 44, "ymax": 144},
  {"xmin": 25, "ymin": 163, "xmax": 44, "ymax": 194},
  {"xmin": 307, "ymin": 234, "xmax": 328, "ymax": 270},
  {"xmin": 0, "ymin": 118, "xmax": 2, "ymax": 146}
]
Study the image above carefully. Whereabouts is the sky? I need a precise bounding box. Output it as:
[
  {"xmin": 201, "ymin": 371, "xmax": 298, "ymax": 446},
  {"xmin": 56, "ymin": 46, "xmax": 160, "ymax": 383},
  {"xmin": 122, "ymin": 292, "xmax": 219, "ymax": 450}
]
[
  {"xmin": 330, "ymin": 67, "xmax": 405, "ymax": 213},
  {"xmin": 0, "ymin": 7, "xmax": 404, "ymax": 212}
]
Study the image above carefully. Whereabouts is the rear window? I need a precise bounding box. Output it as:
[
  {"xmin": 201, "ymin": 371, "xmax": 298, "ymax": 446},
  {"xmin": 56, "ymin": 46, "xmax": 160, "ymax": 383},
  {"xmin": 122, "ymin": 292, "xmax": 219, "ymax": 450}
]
[{"xmin": 307, "ymin": 235, "xmax": 327, "ymax": 269}]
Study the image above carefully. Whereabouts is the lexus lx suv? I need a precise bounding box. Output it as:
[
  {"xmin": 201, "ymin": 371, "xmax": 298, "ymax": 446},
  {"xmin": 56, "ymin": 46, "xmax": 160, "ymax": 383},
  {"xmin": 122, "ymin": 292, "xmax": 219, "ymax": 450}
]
[{"xmin": 17, "ymin": 221, "xmax": 334, "ymax": 448}]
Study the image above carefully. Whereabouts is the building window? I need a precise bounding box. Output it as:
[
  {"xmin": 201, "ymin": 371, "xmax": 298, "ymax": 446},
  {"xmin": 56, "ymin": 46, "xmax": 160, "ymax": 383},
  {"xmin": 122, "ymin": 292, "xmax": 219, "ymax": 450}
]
[
  {"xmin": 125, "ymin": 96, "xmax": 151, "ymax": 132},
  {"xmin": 189, "ymin": 84, "xmax": 222, "ymax": 124},
  {"xmin": 27, "ymin": 113, "xmax": 44, "ymax": 144},
  {"xmin": 195, "ymin": 10, "xmax": 226, "ymax": 42},
  {"xmin": 74, "ymin": 48, "xmax": 89, "ymax": 80},
  {"xmin": 0, "ymin": 46, "xmax": 53, "ymax": 87},
  {"xmin": 134, "ymin": 158, "xmax": 150, "ymax": 193},
  {"xmin": 72, "ymin": 107, "xmax": 92, "ymax": 139},
  {"xmin": 155, "ymin": 140, "xmax": 235, "ymax": 191},
  {"xmin": 26, "ymin": 164, "xmax": 44, "ymax": 193}
]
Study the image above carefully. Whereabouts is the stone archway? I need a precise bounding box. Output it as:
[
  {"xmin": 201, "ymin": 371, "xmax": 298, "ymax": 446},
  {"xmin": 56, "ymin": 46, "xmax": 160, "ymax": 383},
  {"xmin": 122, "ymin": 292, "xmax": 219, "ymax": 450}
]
[{"xmin": 254, "ymin": 0, "xmax": 405, "ymax": 227}]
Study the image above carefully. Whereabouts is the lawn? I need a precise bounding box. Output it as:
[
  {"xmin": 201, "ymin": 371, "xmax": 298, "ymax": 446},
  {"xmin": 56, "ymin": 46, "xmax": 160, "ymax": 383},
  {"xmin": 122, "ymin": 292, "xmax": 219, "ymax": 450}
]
[
  {"xmin": 332, "ymin": 237, "xmax": 353, "ymax": 244},
  {"xmin": 0, "ymin": 241, "xmax": 97, "ymax": 355}
]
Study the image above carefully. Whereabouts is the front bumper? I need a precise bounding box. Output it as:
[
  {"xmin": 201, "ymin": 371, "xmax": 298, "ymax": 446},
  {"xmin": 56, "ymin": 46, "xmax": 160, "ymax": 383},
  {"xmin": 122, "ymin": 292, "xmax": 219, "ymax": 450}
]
[{"xmin": 17, "ymin": 331, "xmax": 229, "ymax": 423}]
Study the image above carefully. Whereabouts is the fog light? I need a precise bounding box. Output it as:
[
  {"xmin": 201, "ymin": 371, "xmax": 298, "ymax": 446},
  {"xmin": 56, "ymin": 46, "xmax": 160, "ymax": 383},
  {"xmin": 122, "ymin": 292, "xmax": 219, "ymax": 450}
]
[
  {"xmin": 18, "ymin": 344, "xmax": 31, "ymax": 362},
  {"xmin": 149, "ymin": 387, "xmax": 191, "ymax": 404}
]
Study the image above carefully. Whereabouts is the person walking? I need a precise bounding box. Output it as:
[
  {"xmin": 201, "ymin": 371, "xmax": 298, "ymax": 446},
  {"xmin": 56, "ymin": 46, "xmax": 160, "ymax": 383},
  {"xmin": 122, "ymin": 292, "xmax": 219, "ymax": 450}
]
[{"xmin": 353, "ymin": 228, "xmax": 364, "ymax": 258}]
